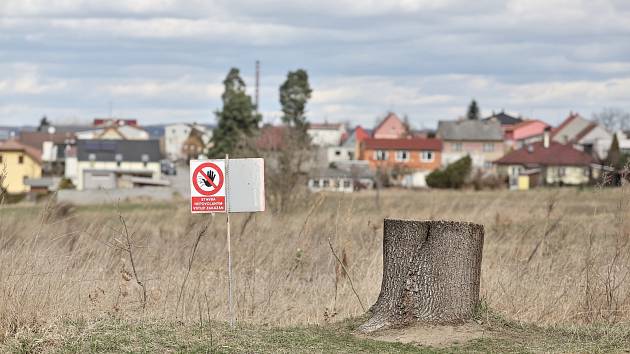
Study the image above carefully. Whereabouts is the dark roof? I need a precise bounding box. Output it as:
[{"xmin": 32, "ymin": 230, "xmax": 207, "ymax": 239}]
[
  {"xmin": 437, "ymin": 120, "xmax": 503, "ymax": 141},
  {"xmin": 495, "ymin": 141, "xmax": 593, "ymax": 166},
  {"xmin": 77, "ymin": 139, "xmax": 161, "ymax": 162},
  {"xmin": 484, "ymin": 112, "xmax": 523, "ymax": 125},
  {"xmin": 363, "ymin": 138, "xmax": 442, "ymax": 150}
]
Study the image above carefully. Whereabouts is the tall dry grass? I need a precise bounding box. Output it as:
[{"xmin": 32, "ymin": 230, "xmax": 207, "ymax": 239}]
[{"xmin": 1, "ymin": 187, "xmax": 630, "ymax": 341}]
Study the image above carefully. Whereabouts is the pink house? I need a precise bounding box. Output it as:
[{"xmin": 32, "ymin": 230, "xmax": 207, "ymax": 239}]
[
  {"xmin": 373, "ymin": 113, "xmax": 408, "ymax": 139},
  {"xmin": 504, "ymin": 119, "xmax": 550, "ymax": 149}
]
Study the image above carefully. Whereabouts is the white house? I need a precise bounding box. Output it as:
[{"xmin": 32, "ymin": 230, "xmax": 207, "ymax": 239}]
[
  {"xmin": 71, "ymin": 140, "xmax": 163, "ymax": 190},
  {"xmin": 164, "ymin": 123, "xmax": 212, "ymax": 161},
  {"xmin": 307, "ymin": 123, "xmax": 346, "ymax": 147}
]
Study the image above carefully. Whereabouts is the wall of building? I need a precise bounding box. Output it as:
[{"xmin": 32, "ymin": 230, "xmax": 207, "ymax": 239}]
[
  {"xmin": 165, "ymin": 124, "xmax": 192, "ymax": 160},
  {"xmin": 327, "ymin": 146, "xmax": 355, "ymax": 162},
  {"xmin": 307, "ymin": 128, "xmax": 344, "ymax": 146},
  {"xmin": 373, "ymin": 117, "xmax": 406, "ymax": 139},
  {"xmin": 442, "ymin": 140, "xmax": 504, "ymax": 170},
  {"xmin": 308, "ymin": 177, "xmax": 355, "ymax": 193},
  {"xmin": 362, "ymin": 148, "xmax": 441, "ymax": 171},
  {"xmin": 0, "ymin": 152, "xmax": 41, "ymax": 193},
  {"xmin": 76, "ymin": 161, "xmax": 161, "ymax": 190},
  {"xmin": 545, "ymin": 166, "xmax": 590, "ymax": 185}
]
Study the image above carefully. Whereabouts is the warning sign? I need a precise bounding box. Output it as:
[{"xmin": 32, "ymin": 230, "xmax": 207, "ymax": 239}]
[{"xmin": 190, "ymin": 160, "xmax": 226, "ymax": 213}]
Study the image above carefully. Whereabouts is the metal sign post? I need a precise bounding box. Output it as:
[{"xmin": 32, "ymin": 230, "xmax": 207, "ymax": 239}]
[
  {"xmin": 224, "ymin": 154, "xmax": 234, "ymax": 327},
  {"xmin": 189, "ymin": 157, "xmax": 265, "ymax": 327}
]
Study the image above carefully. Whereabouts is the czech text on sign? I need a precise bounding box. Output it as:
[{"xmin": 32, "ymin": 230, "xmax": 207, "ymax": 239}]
[{"xmin": 190, "ymin": 160, "xmax": 226, "ymax": 213}]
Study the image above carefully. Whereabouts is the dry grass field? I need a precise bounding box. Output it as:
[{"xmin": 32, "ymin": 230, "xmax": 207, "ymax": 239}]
[{"xmin": 2, "ymin": 187, "xmax": 630, "ymax": 352}]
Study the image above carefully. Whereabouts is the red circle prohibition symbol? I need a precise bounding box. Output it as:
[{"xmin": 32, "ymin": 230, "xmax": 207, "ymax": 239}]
[{"xmin": 192, "ymin": 162, "xmax": 224, "ymax": 196}]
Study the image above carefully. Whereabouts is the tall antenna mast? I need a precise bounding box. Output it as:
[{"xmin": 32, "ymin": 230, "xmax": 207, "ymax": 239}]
[{"xmin": 255, "ymin": 60, "xmax": 260, "ymax": 112}]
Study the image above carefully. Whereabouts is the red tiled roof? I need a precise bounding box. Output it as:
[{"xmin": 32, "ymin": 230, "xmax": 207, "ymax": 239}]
[
  {"xmin": 0, "ymin": 140, "xmax": 43, "ymax": 164},
  {"xmin": 363, "ymin": 138, "xmax": 442, "ymax": 151},
  {"xmin": 355, "ymin": 126, "xmax": 369, "ymax": 142},
  {"xmin": 495, "ymin": 141, "xmax": 593, "ymax": 166},
  {"xmin": 256, "ymin": 125, "xmax": 288, "ymax": 150}
]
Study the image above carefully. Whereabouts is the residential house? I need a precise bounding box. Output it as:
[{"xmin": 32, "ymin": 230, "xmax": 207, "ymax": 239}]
[
  {"xmin": 71, "ymin": 140, "xmax": 162, "ymax": 190},
  {"xmin": 164, "ymin": 123, "xmax": 212, "ymax": 161},
  {"xmin": 307, "ymin": 123, "xmax": 346, "ymax": 146},
  {"xmin": 552, "ymin": 113, "xmax": 612, "ymax": 160},
  {"xmin": 360, "ymin": 137, "xmax": 442, "ymax": 187},
  {"xmin": 181, "ymin": 127, "xmax": 211, "ymax": 160},
  {"xmin": 495, "ymin": 131, "xmax": 594, "ymax": 189},
  {"xmin": 0, "ymin": 140, "xmax": 43, "ymax": 194},
  {"xmin": 483, "ymin": 111, "xmax": 523, "ymax": 128},
  {"xmin": 18, "ymin": 130, "xmax": 76, "ymax": 175},
  {"xmin": 504, "ymin": 119, "xmax": 551, "ymax": 149},
  {"xmin": 373, "ymin": 112, "xmax": 408, "ymax": 139},
  {"xmin": 308, "ymin": 161, "xmax": 374, "ymax": 192},
  {"xmin": 437, "ymin": 119, "xmax": 504, "ymax": 171},
  {"xmin": 327, "ymin": 126, "xmax": 370, "ymax": 163},
  {"xmin": 76, "ymin": 118, "xmax": 150, "ymax": 141}
]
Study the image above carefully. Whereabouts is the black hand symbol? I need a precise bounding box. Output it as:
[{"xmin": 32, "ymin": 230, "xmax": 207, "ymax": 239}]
[
  {"xmin": 201, "ymin": 169, "xmax": 217, "ymax": 188},
  {"xmin": 207, "ymin": 170, "xmax": 216, "ymax": 183}
]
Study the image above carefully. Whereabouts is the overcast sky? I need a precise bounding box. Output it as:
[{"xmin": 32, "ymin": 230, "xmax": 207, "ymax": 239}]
[{"xmin": 1, "ymin": 0, "xmax": 629, "ymax": 128}]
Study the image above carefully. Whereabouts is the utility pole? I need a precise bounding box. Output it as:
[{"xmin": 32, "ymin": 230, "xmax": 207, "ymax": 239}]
[{"xmin": 255, "ymin": 60, "xmax": 260, "ymax": 113}]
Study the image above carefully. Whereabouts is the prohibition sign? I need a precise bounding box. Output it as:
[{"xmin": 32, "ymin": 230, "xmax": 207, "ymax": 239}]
[{"xmin": 192, "ymin": 162, "xmax": 224, "ymax": 196}]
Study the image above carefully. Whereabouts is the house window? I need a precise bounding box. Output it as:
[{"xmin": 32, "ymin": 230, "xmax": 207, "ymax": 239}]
[
  {"xmin": 18, "ymin": 155, "xmax": 24, "ymax": 164},
  {"xmin": 323, "ymin": 179, "xmax": 330, "ymax": 187},
  {"xmin": 483, "ymin": 143, "xmax": 494, "ymax": 152},
  {"xmin": 343, "ymin": 180, "xmax": 351, "ymax": 188},
  {"xmin": 312, "ymin": 179, "xmax": 320, "ymax": 188},
  {"xmin": 452, "ymin": 143, "xmax": 462, "ymax": 152},
  {"xmin": 583, "ymin": 167, "xmax": 590, "ymax": 177},
  {"xmin": 484, "ymin": 161, "xmax": 493, "ymax": 169},
  {"xmin": 396, "ymin": 150, "xmax": 409, "ymax": 162},
  {"xmin": 558, "ymin": 167, "xmax": 566, "ymax": 177},
  {"xmin": 375, "ymin": 150, "xmax": 388, "ymax": 161},
  {"xmin": 335, "ymin": 150, "xmax": 341, "ymax": 156},
  {"xmin": 421, "ymin": 151, "xmax": 434, "ymax": 162}
]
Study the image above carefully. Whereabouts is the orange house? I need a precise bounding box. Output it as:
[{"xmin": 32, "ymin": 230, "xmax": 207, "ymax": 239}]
[{"xmin": 360, "ymin": 138, "xmax": 442, "ymax": 171}]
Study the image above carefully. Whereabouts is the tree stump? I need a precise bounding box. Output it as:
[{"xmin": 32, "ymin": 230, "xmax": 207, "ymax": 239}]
[{"xmin": 360, "ymin": 219, "xmax": 484, "ymax": 332}]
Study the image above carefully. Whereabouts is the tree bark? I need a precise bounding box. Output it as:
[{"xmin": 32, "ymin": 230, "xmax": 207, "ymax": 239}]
[{"xmin": 360, "ymin": 219, "xmax": 484, "ymax": 332}]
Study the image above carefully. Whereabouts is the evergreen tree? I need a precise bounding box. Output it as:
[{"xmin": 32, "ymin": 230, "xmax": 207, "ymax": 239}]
[
  {"xmin": 279, "ymin": 69, "xmax": 312, "ymax": 142},
  {"xmin": 467, "ymin": 100, "xmax": 480, "ymax": 120},
  {"xmin": 607, "ymin": 133, "xmax": 622, "ymax": 170},
  {"xmin": 37, "ymin": 116, "xmax": 50, "ymax": 132},
  {"xmin": 209, "ymin": 68, "xmax": 261, "ymax": 156}
]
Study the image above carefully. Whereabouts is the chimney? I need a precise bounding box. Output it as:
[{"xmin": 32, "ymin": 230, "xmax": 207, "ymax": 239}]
[{"xmin": 543, "ymin": 126, "xmax": 551, "ymax": 148}]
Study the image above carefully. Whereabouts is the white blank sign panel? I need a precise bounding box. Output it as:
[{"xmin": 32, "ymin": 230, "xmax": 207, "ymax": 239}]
[{"xmin": 225, "ymin": 158, "xmax": 265, "ymax": 213}]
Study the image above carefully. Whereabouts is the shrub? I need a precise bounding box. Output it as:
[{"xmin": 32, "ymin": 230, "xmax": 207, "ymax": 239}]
[{"xmin": 426, "ymin": 155, "xmax": 472, "ymax": 189}]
